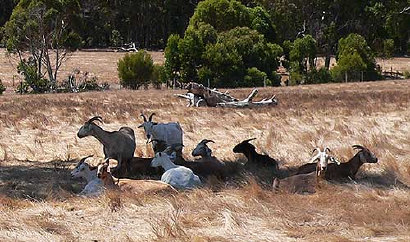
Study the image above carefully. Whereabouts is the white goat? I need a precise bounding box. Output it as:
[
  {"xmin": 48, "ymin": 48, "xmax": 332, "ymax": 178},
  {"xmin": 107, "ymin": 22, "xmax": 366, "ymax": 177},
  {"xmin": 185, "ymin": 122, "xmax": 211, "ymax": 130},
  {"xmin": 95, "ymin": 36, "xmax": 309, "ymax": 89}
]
[
  {"xmin": 309, "ymin": 147, "xmax": 340, "ymax": 176},
  {"xmin": 151, "ymin": 150, "xmax": 202, "ymax": 190},
  {"xmin": 71, "ymin": 155, "xmax": 103, "ymax": 196},
  {"xmin": 138, "ymin": 113, "xmax": 183, "ymax": 149}
]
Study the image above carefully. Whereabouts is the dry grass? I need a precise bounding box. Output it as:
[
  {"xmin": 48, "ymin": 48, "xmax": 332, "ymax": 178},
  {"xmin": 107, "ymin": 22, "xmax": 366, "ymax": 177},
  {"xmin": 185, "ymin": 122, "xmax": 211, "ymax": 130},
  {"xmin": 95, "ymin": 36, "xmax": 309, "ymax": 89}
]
[{"xmin": 0, "ymin": 77, "xmax": 410, "ymax": 240}]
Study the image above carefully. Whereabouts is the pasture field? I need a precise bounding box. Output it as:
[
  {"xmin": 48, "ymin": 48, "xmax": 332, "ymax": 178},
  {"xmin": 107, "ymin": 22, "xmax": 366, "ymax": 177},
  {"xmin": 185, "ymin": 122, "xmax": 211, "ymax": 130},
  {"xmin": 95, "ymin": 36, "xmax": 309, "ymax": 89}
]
[{"xmin": 0, "ymin": 79, "xmax": 410, "ymax": 241}]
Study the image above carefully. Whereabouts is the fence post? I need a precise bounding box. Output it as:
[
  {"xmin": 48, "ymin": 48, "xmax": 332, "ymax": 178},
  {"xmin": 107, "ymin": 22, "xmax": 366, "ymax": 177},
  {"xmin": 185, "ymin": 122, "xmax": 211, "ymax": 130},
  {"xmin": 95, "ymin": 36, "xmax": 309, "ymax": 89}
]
[
  {"xmin": 345, "ymin": 72, "xmax": 348, "ymax": 82},
  {"xmin": 361, "ymin": 71, "xmax": 363, "ymax": 82},
  {"xmin": 263, "ymin": 76, "xmax": 266, "ymax": 87},
  {"xmin": 207, "ymin": 79, "xmax": 210, "ymax": 88}
]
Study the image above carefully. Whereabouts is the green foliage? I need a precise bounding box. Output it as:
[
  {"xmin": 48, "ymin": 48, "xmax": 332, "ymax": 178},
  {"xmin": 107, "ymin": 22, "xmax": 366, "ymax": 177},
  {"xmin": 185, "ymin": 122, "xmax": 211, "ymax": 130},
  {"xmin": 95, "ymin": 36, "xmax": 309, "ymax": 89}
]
[
  {"xmin": 117, "ymin": 51, "xmax": 154, "ymax": 89},
  {"xmin": 164, "ymin": 34, "xmax": 182, "ymax": 81},
  {"xmin": 202, "ymin": 27, "xmax": 282, "ymax": 87},
  {"xmin": 404, "ymin": 71, "xmax": 410, "ymax": 79},
  {"xmin": 110, "ymin": 30, "xmax": 123, "ymax": 47},
  {"xmin": 290, "ymin": 35, "xmax": 317, "ymax": 74},
  {"xmin": 17, "ymin": 58, "xmax": 50, "ymax": 94},
  {"xmin": 243, "ymin": 67, "xmax": 267, "ymax": 87},
  {"xmin": 305, "ymin": 68, "xmax": 334, "ymax": 84},
  {"xmin": 332, "ymin": 33, "xmax": 380, "ymax": 82},
  {"xmin": 189, "ymin": 0, "xmax": 251, "ymax": 32},
  {"xmin": 382, "ymin": 39, "xmax": 395, "ymax": 59},
  {"xmin": 0, "ymin": 79, "xmax": 5, "ymax": 94},
  {"xmin": 151, "ymin": 64, "xmax": 167, "ymax": 89}
]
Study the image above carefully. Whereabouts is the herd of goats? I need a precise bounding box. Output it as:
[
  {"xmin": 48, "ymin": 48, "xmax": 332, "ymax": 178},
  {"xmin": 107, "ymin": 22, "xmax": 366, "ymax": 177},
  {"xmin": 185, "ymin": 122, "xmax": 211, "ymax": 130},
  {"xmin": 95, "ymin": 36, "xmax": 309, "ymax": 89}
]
[{"xmin": 71, "ymin": 113, "xmax": 379, "ymax": 196}]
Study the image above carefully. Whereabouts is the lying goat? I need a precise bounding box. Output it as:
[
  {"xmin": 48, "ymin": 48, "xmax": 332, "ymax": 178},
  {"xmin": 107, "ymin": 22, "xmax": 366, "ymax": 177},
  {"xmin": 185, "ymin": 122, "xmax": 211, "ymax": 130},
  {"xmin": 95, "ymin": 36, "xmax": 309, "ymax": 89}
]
[
  {"xmin": 97, "ymin": 160, "xmax": 176, "ymax": 194},
  {"xmin": 273, "ymin": 148, "xmax": 330, "ymax": 194},
  {"xmin": 151, "ymin": 150, "xmax": 202, "ymax": 190},
  {"xmin": 296, "ymin": 145, "xmax": 378, "ymax": 180},
  {"xmin": 71, "ymin": 155, "xmax": 103, "ymax": 196},
  {"xmin": 77, "ymin": 116, "xmax": 136, "ymax": 176},
  {"xmin": 233, "ymin": 138, "xmax": 279, "ymax": 170},
  {"xmin": 191, "ymin": 139, "xmax": 215, "ymax": 161}
]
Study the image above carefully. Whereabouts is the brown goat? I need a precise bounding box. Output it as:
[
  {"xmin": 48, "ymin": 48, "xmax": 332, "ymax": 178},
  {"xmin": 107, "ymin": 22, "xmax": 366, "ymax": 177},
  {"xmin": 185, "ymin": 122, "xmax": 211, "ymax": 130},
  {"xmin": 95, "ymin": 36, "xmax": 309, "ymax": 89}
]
[
  {"xmin": 273, "ymin": 158, "xmax": 328, "ymax": 194},
  {"xmin": 296, "ymin": 145, "xmax": 378, "ymax": 180},
  {"xmin": 97, "ymin": 162, "xmax": 177, "ymax": 195}
]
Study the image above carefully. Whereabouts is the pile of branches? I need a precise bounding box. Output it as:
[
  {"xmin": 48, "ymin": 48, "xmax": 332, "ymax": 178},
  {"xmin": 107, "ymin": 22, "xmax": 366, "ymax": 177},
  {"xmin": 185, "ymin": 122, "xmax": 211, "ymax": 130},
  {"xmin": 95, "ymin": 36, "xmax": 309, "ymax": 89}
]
[{"xmin": 176, "ymin": 82, "xmax": 278, "ymax": 108}]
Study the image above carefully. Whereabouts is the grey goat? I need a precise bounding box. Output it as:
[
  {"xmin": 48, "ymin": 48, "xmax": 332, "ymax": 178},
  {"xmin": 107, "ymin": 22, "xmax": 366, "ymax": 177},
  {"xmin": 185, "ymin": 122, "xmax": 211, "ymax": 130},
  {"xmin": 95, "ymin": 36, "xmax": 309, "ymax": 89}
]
[
  {"xmin": 191, "ymin": 139, "xmax": 215, "ymax": 160},
  {"xmin": 77, "ymin": 116, "xmax": 136, "ymax": 175}
]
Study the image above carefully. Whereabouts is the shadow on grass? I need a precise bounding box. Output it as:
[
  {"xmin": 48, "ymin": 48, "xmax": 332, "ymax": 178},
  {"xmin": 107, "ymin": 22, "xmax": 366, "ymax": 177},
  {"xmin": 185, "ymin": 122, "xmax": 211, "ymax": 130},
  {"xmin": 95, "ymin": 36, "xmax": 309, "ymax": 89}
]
[{"xmin": 0, "ymin": 158, "xmax": 85, "ymax": 201}]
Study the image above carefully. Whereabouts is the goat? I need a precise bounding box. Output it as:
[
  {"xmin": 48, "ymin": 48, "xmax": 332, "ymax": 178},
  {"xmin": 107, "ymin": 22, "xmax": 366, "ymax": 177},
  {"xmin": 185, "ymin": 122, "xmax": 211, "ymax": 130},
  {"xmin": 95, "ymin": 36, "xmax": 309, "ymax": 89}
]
[
  {"xmin": 296, "ymin": 145, "xmax": 378, "ymax": 181},
  {"xmin": 71, "ymin": 155, "xmax": 103, "ymax": 196},
  {"xmin": 191, "ymin": 139, "xmax": 215, "ymax": 160},
  {"xmin": 151, "ymin": 151, "xmax": 202, "ymax": 190},
  {"xmin": 162, "ymin": 143, "xmax": 239, "ymax": 180},
  {"xmin": 233, "ymin": 138, "xmax": 279, "ymax": 170},
  {"xmin": 77, "ymin": 116, "xmax": 136, "ymax": 176},
  {"xmin": 273, "ymin": 148, "xmax": 330, "ymax": 194},
  {"xmin": 97, "ymin": 161, "xmax": 176, "ymax": 194},
  {"xmin": 138, "ymin": 113, "xmax": 183, "ymax": 155}
]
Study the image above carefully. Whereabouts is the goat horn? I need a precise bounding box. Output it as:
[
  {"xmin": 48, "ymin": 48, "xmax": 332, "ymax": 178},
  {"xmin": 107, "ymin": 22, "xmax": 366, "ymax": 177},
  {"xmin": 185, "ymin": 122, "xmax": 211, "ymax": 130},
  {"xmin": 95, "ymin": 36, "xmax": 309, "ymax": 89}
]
[
  {"xmin": 80, "ymin": 155, "xmax": 94, "ymax": 163},
  {"xmin": 324, "ymin": 147, "xmax": 331, "ymax": 153},
  {"xmin": 352, "ymin": 145, "xmax": 365, "ymax": 150},
  {"xmin": 149, "ymin": 113, "xmax": 156, "ymax": 122},
  {"xmin": 88, "ymin": 116, "xmax": 103, "ymax": 124},
  {"xmin": 140, "ymin": 113, "xmax": 147, "ymax": 122},
  {"xmin": 312, "ymin": 148, "xmax": 320, "ymax": 154},
  {"xmin": 243, "ymin": 138, "xmax": 257, "ymax": 143},
  {"xmin": 201, "ymin": 139, "xmax": 215, "ymax": 144}
]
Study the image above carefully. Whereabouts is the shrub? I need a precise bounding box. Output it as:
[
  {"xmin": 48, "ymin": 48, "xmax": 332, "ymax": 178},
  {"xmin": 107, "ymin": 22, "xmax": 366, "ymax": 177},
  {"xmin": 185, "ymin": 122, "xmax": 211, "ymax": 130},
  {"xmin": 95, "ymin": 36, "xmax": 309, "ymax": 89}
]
[
  {"xmin": 404, "ymin": 70, "xmax": 410, "ymax": 79},
  {"xmin": 305, "ymin": 68, "xmax": 333, "ymax": 84},
  {"xmin": 243, "ymin": 67, "xmax": 267, "ymax": 87},
  {"xmin": 118, "ymin": 51, "xmax": 154, "ymax": 89},
  {"xmin": 0, "ymin": 79, "xmax": 5, "ymax": 94},
  {"xmin": 16, "ymin": 58, "xmax": 50, "ymax": 94},
  {"xmin": 151, "ymin": 64, "xmax": 167, "ymax": 89}
]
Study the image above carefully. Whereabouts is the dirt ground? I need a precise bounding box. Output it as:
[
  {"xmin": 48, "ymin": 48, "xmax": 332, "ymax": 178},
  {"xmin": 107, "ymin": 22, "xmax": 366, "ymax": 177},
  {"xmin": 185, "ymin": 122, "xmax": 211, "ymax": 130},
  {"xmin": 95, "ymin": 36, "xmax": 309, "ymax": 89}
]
[{"xmin": 0, "ymin": 79, "xmax": 409, "ymax": 241}]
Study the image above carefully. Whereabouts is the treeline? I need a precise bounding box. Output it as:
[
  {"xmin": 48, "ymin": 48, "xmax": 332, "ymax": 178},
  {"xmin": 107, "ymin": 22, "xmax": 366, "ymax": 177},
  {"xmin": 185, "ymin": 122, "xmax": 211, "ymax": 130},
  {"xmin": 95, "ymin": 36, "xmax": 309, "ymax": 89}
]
[
  {"xmin": 1, "ymin": 0, "xmax": 408, "ymax": 52},
  {"xmin": 0, "ymin": 0, "xmax": 409, "ymax": 93}
]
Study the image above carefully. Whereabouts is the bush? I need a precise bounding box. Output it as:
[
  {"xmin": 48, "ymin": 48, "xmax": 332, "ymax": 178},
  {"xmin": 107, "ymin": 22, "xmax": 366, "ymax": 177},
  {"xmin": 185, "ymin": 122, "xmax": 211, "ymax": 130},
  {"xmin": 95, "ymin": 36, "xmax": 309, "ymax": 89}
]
[
  {"xmin": 118, "ymin": 51, "xmax": 154, "ymax": 89},
  {"xmin": 243, "ymin": 67, "xmax": 267, "ymax": 87},
  {"xmin": 305, "ymin": 68, "xmax": 333, "ymax": 84},
  {"xmin": 0, "ymin": 79, "xmax": 5, "ymax": 94},
  {"xmin": 58, "ymin": 70, "xmax": 109, "ymax": 93},
  {"xmin": 404, "ymin": 70, "xmax": 410, "ymax": 79},
  {"xmin": 151, "ymin": 64, "xmax": 167, "ymax": 89},
  {"xmin": 16, "ymin": 58, "xmax": 50, "ymax": 94}
]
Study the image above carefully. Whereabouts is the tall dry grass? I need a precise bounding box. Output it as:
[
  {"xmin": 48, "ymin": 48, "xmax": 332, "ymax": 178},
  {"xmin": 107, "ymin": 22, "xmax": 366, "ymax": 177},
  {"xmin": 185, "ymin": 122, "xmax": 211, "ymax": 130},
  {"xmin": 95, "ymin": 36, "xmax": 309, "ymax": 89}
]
[{"xmin": 0, "ymin": 80, "xmax": 410, "ymax": 241}]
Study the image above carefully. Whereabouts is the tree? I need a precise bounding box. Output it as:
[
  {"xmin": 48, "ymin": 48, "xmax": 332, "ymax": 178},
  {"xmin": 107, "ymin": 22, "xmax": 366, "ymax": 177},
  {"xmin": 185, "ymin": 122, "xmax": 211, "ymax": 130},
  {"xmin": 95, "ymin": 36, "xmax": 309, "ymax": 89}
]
[
  {"xmin": 331, "ymin": 33, "xmax": 379, "ymax": 81},
  {"xmin": 151, "ymin": 64, "xmax": 167, "ymax": 89},
  {"xmin": 117, "ymin": 51, "xmax": 154, "ymax": 89},
  {"xmin": 164, "ymin": 34, "xmax": 182, "ymax": 81},
  {"xmin": 3, "ymin": 0, "xmax": 81, "ymax": 92}
]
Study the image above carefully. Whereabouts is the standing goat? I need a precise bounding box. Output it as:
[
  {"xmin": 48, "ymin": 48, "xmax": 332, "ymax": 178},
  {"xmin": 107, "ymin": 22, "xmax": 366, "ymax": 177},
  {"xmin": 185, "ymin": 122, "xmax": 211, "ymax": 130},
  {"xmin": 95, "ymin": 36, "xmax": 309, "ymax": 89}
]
[
  {"xmin": 151, "ymin": 150, "xmax": 202, "ymax": 190},
  {"xmin": 71, "ymin": 155, "xmax": 103, "ymax": 196},
  {"xmin": 233, "ymin": 138, "xmax": 279, "ymax": 170},
  {"xmin": 138, "ymin": 113, "xmax": 183, "ymax": 153},
  {"xmin": 77, "ymin": 116, "xmax": 136, "ymax": 176},
  {"xmin": 296, "ymin": 145, "xmax": 378, "ymax": 180},
  {"xmin": 273, "ymin": 149, "xmax": 330, "ymax": 194}
]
